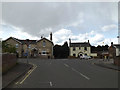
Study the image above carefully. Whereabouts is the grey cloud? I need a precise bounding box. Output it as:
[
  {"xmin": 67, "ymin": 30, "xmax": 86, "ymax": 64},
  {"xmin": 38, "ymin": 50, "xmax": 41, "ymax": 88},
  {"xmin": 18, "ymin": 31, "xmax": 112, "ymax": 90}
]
[{"xmin": 2, "ymin": 2, "xmax": 117, "ymax": 38}]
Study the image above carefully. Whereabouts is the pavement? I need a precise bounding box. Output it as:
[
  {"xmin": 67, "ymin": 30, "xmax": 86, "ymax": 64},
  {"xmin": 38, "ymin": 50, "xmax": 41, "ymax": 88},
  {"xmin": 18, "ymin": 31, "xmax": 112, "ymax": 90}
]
[
  {"xmin": 2, "ymin": 62, "xmax": 33, "ymax": 89},
  {"xmin": 94, "ymin": 59, "xmax": 120, "ymax": 71}
]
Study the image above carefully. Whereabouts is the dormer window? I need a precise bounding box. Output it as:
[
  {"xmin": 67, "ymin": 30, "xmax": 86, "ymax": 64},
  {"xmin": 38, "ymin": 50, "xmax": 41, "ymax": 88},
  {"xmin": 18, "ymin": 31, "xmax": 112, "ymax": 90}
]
[{"xmin": 43, "ymin": 41, "xmax": 46, "ymax": 47}]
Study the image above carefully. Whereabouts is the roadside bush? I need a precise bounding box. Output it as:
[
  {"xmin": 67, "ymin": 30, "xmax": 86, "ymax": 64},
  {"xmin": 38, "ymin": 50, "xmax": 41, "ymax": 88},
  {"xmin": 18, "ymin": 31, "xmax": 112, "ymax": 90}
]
[{"xmin": 2, "ymin": 42, "xmax": 16, "ymax": 53}]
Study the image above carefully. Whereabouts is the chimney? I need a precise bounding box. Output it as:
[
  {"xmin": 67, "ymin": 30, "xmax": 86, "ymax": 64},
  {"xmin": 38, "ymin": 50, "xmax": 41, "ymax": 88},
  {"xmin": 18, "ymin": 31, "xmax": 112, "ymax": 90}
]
[
  {"xmin": 69, "ymin": 38, "xmax": 71, "ymax": 47},
  {"xmin": 111, "ymin": 42, "xmax": 113, "ymax": 46},
  {"xmin": 41, "ymin": 36, "xmax": 43, "ymax": 39},
  {"xmin": 50, "ymin": 32, "xmax": 52, "ymax": 41},
  {"xmin": 88, "ymin": 40, "xmax": 89, "ymax": 43}
]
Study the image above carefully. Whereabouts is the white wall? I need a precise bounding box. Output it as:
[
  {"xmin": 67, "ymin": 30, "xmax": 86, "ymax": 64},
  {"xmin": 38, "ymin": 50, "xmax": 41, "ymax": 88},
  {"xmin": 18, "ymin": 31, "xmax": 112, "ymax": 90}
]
[{"xmin": 70, "ymin": 47, "xmax": 91, "ymax": 57}]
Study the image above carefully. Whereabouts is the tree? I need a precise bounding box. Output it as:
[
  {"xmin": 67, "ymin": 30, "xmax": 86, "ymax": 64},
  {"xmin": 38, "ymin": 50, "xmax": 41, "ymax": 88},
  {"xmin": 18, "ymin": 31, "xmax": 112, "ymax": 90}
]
[
  {"xmin": 62, "ymin": 41, "xmax": 69, "ymax": 58},
  {"xmin": 53, "ymin": 45, "xmax": 62, "ymax": 58},
  {"xmin": 53, "ymin": 41, "xmax": 69, "ymax": 59},
  {"xmin": 2, "ymin": 42, "xmax": 16, "ymax": 53}
]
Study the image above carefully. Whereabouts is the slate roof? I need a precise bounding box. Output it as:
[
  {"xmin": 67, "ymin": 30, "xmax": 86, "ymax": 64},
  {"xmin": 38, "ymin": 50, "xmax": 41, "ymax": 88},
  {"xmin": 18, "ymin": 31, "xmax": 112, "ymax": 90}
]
[
  {"xmin": 70, "ymin": 42, "xmax": 91, "ymax": 47},
  {"xmin": 36, "ymin": 38, "xmax": 53, "ymax": 45},
  {"xmin": 5, "ymin": 37, "xmax": 53, "ymax": 45},
  {"xmin": 114, "ymin": 44, "xmax": 120, "ymax": 49},
  {"xmin": 19, "ymin": 40, "xmax": 37, "ymax": 44}
]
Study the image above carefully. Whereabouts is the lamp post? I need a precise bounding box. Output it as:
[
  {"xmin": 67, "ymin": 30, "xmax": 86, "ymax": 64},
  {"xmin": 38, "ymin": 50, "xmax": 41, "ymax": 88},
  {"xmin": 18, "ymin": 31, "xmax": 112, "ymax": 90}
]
[{"xmin": 26, "ymin": 39, "xmax": 29, "ymax": 64}]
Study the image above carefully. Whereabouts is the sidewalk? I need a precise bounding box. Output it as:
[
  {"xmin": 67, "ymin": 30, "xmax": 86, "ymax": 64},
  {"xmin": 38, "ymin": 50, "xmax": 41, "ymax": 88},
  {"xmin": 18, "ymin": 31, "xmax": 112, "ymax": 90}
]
[
  {"xmin": 94, "ymin": 59, "xmax": 120, "ymax": 71},
  {"xmin": 2, "ymin": 62, "xmax": 33, "ymax": 88}
]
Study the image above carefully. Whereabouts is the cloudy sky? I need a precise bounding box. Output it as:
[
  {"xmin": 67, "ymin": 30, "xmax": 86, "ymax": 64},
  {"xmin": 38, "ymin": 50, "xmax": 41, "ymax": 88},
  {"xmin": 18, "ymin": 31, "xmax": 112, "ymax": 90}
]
[{"xmin": 0, "ymin": 2, "xmax": 119, "ymax": 46}]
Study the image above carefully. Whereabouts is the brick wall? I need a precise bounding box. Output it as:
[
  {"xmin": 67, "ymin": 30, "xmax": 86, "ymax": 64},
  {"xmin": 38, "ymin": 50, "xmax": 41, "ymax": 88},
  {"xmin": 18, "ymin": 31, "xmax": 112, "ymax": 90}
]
[
  {"xmin": 114, "ymin": 56, "xmax": 120, "ymax": 66},
  {"xmin": 2, "ymin": 53, "xmax": 17, "ymax": 74}
]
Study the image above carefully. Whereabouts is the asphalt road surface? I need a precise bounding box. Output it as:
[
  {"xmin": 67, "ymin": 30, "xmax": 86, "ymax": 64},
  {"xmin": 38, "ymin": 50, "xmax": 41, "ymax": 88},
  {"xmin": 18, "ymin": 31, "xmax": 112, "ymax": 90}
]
[{"xmin": 7, "ymin": 58, "xmax": 118, "ymax": 88}]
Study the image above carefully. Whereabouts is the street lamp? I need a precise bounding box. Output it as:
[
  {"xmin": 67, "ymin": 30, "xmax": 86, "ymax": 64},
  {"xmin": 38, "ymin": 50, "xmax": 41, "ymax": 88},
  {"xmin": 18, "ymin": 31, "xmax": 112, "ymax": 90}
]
[{"xmin": 26, "ymin": 39, "xmax": 29, "ymax": 64}]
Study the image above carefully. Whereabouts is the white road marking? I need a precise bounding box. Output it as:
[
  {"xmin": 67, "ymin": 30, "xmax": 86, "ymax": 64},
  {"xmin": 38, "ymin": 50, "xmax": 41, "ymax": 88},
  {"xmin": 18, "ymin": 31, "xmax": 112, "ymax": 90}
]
[
  {"xmin": 49, "ymin": 82, "xmax": 52, "ymax": 87},
  {"xmin": 71, "ymin": 68, "xmax": 90, "ymax": 80},
  {"xmin": 64, "ymin": 64, "xmax": 69, "ymax": 68}
]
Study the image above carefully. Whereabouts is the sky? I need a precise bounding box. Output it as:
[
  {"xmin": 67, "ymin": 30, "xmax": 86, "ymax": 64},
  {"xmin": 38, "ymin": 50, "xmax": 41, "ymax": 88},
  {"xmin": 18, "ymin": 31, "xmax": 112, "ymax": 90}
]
[{"xmin": 0, "ymin": 2, "xmax": 119, "ymax": 46}]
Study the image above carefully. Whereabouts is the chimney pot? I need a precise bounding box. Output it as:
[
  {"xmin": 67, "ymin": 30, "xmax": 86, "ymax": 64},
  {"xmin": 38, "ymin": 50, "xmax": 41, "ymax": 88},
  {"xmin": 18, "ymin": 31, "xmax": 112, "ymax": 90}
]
[
  {"xmin": 88, "ymin": 40, "xmax": 89, "ymax": 43},
  {"xmin": 50, "ymin": 32, "xmax": 52, "ymax": 41}
]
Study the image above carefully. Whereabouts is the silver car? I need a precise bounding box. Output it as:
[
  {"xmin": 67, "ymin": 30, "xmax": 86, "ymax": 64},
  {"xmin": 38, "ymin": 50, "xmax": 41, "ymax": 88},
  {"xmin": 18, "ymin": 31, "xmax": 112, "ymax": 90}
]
[{"xmin": 80, "ymin": 55, "xmax": 91, "ymax": 59}]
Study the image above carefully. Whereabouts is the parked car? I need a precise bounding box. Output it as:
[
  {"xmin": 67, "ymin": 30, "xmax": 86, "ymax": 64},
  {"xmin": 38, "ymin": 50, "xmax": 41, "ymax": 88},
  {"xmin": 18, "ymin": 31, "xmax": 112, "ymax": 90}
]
[{"xmin": 80, "ymin": 55, "xmax": 91, "ymax": 59}]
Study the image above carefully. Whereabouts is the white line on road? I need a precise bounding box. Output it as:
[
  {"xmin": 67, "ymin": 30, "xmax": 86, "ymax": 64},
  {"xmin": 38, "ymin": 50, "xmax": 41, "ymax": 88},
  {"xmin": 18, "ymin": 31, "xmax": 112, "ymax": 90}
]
[
  {"xmin": 71, "ymin": 68, "xmax": 90, "ymax": 80},
  {"xmin": 64, "ymin": 64, "xmax": 69, "ymax": 68},
  {"xmin": 49, "ymin": 82, "xmax": 52, "ymax": 87}
]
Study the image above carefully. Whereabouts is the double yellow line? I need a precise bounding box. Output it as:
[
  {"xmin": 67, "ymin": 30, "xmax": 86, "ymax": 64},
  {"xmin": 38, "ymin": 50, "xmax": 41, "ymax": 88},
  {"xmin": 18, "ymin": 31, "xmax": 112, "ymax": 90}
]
[{"xmin": 16, "ymin": 63, "xmax": 37, "ymax": 85}]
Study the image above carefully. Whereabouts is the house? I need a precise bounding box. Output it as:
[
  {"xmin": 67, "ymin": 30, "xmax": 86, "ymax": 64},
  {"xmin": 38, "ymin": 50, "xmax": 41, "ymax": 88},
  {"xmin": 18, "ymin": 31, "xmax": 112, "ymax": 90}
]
[
  {"xmin": 3, "ymin": 33, "xmax": 54, "ymax": 59},
  {"xmin": 113, "ymin": 44, "xmax": 120, "ymax": 56},
  {"xmin": 108, "ymin": 42, "xmax": 116, "ymax": 59},
  {"xmin": 69, "ymin": 39, "xmax": 97, "ymax": 58},
  {"xmin": 36, "ymin": 37, "xmax": 54, "ymax": 59}
]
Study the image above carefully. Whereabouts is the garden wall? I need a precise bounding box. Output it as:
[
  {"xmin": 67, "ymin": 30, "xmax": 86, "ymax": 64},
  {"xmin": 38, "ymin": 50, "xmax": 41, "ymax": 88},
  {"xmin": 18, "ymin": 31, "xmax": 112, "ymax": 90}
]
[
  {"xmin": 114, "ymin": 56, "xmax": 120, "ymax": 66},
  {"xmin": 2, "ymin": 53, "xmax": 17, "ymax": 74}
]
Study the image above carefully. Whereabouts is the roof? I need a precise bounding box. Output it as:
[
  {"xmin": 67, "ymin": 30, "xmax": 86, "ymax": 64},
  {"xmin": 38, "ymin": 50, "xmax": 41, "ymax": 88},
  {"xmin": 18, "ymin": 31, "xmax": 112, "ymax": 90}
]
[
  {"xmin": 36, "ymin": 38, "xmax": 54, "ymax": 45},
  {"xmin": 4, "ymin": 37, "xmax": 22, "ymax": 44},
  {"xmin": 19, "ymin": 40, "xmax": 37, "ymax": 44},
  {"xmin": 114, "ymin": 44, "xmax": 120, "ymax": 47},
  {"xmin": 4, "ymin": 37, "xmax": 53, "ymax": 45},
  {"xmin": 70, "ymin": 42, "xmax": 91, "ymax": 47}
]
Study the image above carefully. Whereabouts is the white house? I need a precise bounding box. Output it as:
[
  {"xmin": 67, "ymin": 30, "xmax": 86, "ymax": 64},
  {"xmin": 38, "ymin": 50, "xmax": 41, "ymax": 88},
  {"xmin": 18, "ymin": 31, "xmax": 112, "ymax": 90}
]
[
  {"xmin": 114, "ymin": 44, "xmax": 120, "ymax": 56},
  {"xmin": 69, "ymin": 39, "xmax": 97, "ymax": 58}
]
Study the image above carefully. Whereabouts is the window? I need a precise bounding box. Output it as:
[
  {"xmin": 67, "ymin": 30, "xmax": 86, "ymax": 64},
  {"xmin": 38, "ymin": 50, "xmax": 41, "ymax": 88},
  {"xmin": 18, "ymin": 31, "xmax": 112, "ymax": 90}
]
[
  {"xmin": 73, "ymin": 47, "xmax": 75, "ymax": 51},
  {"xmin": 43, "ymin": 41, "xmax": 46, "ymax": 47},
  {"xmin": 79, "ymin": 47, "xmax": 81, "ymax": 50},
  {"xmin": 79, "ymin": 54, "xmax": 82, "ymax": 56},
  {"xmin": 84, "ymin": 47, "xmax": 87, "ymax": 51},
  {"xmin": 28, "ymin": 45, "xmax": 31, "ymax": 48},
  {"xmin": 16, "ymin": 44, "xmax": 19, "ymax": 48},
  {"xmin": 41, "ymin": 51, "xmax": 46, "ymax": 55},
  {"xmin": 73, "ymin": 54, "xmax": 76, "ymax": 57}
]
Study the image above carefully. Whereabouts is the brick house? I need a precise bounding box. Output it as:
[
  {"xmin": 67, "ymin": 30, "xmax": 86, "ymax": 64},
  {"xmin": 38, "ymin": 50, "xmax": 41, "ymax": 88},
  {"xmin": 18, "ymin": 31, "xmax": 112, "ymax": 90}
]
[
  {"xmin": 4, "ymin": 33, "xmax": 54, "ymax": 59},
  {"xmin": 108, "ymin": 42, "xmax": 116, "ymax": 59}
]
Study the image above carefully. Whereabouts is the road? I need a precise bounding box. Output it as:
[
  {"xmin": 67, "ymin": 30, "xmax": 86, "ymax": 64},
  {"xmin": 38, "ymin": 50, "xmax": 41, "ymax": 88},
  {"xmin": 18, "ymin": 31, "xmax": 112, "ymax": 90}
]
[{"xmin": 7, "ymin": 58, "xmax": 118, "ymax": 88}]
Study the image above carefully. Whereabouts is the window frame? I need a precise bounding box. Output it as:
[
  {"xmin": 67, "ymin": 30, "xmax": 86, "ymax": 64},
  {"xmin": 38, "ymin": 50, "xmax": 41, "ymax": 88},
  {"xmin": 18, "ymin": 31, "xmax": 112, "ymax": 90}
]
[
  {"xmin": 73, "ymin": 53, "xmax": 76, "ymax": 57},
  {"xmin": 43, "ymin": 41, "xmax": 46, "ymax": 47},
  {"xmin": 84, "ymin": 47, "xmax": 87, "ymax": 51},
  {"xmin": 73, "ymin": 47, "xmax": 76, "ymax": 51},
  {"xmin": 41, "ymin": 51, "xmax": 47, "ymax": 55}
]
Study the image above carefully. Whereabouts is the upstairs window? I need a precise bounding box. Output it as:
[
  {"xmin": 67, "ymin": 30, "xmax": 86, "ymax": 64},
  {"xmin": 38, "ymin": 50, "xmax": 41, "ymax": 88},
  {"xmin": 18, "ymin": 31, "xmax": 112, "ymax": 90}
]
[
  {"xmin": 28, "ymin": 45, "xmax": 31, "ymax": 48},
  {"xmin": 43, "ymin": 41, "xmax": 46, "ymax": 47},
  {"xmin": 73, "ymin": 47, "xmax": 75, "ymax": 51},
  {"xmin": 84, "ymin": 47, "xmax": 87, "ymax": 51},
  {"xmin": 16, "ymin": 44, "xmax": 19, "ymax": 48}
]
